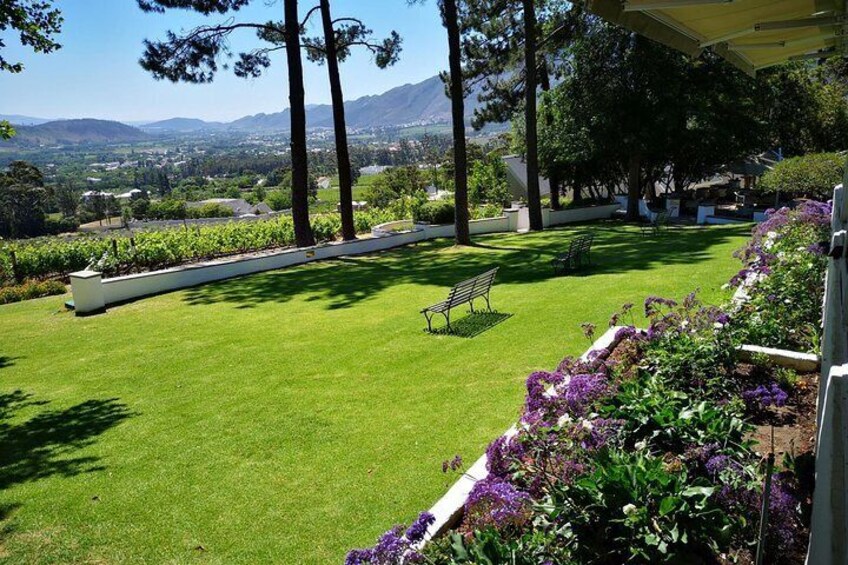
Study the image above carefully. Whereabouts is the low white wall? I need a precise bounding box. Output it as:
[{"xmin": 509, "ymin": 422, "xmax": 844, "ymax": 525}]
[
  {"xmin": 97, "ymin": 233, "xmax": 420, "ymax": 308},
  {"xmin": 548, "ymin": 203, "xmax": 621, "ymax": 226},
  {"xmin": 73, "ymin": 214, "xmax": 513, "ymax": 313}
]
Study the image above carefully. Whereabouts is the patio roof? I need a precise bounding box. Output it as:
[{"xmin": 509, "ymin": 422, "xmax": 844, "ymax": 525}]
[{"xmin": 587, "ymin": 0, "xmax": 847, "ymax": 75}]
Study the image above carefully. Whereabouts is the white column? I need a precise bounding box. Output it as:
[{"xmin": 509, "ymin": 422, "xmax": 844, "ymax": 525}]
[
  {"xmin": 70, "ymin": 270, "xmax": 105, "ymax": 315},
  {"xmin": 504, "ymin": 208, "xmax": 520, "ymax": 232},
  {"xmin": 541, "ymin": 207, "xmax": 551, "ymax": 228}
]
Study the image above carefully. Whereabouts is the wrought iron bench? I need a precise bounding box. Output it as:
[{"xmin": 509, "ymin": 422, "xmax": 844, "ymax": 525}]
[
  {"xmin": 551, "ymin": 234, "xmax": 594, "ymax": 275},
  {"xmin": 421, "ymin": 267, "xmax": 499, "ymax": 332},
  {"xmin": 641, "ymin": 210, "xmax": 670, "ymax": 236}
]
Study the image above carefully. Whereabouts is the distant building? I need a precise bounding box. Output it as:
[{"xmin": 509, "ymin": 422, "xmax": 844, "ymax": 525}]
[
  {"xmin": 81, "ymin": 190, "xmax": 114, "ymax": 201},
  {"xmin": 502, "ymin": 155, "xmax": 550, "ymax": 201},
  {"xmin": 359, "ymin": 165, "xmax": 390, "ymax": 176},
  {"xmin": 116, "ymin": 189, "xmax": 144, "ymax": 201},
  {"xmin": 316, "ymin": 176, "xmax": 331, "ymax": 190},
  {"xmin": 187, "ymin": 198, "xmax": 272, "ymax": 217}
]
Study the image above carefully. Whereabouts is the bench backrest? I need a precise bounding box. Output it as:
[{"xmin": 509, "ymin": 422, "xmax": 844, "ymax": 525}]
[{"xmin": 446, "ymin": 268, "xmax": 499, "ymax": 307}]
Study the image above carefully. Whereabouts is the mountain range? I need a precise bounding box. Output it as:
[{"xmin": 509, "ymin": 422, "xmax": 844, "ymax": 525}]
[
  {"xmin": 2, "ymin": 75, "xmax": 484, "ymax": 143},
  {"xmin": 142, "ymin": 75, "xmax": 475, "ymax": 132}
]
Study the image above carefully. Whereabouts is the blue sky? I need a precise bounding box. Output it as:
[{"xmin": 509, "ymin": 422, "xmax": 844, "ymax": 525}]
[{"xmin": 0, "ymin": 0, "xmax": 447, "ymax": 122}]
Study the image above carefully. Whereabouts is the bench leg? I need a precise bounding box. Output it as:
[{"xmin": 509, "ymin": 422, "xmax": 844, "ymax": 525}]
[
  {"xmin": 469, "ymin": 299, "xmax": 476, "ymax": 314},
  {"xmin": 423, "ymin": 311, "xmax": 434, "ymax": 332},
  {"xmin": 483, "ymin": 293, "xmax": 492, "ymax": 312},
  {"xmin": 444, "ymin": 310, "xmax": 452, "ymax": 333}
]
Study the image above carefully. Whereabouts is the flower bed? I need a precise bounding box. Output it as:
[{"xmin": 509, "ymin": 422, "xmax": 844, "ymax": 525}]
[
  {"xmin": 348, "ymin": 294, "xmax": 814, "ymax": 564},
  {"xmin": 729, "ymin": 201, "xmax": 831, "ymax": 354}
]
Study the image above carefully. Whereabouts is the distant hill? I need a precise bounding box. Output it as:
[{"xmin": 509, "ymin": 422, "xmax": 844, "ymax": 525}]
[
  {"xmin": 137, "ymin": 75, "xmax": 483, "ymax": 134},
  {"xmin": 141, "ymin": 117, "xmax": 225, "ymax": 132},
  {"xmin": 0, "ymin": 114, "xmax": 55, "ymax": 126},
  {"xmin": 228, "ymin": 75, "xmax": 472, "ymax": 132},
  {"xmin": 9, "ymin": 119, "xmax": 149, "ymax": 145}
]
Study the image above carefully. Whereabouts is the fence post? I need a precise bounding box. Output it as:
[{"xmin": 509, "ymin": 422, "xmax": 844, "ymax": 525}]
[{"xmin": 69, "ymin": 270, "xmax": 105, "ymax": 315}]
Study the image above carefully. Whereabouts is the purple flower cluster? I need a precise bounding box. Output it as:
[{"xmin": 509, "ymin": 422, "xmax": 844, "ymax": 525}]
[
  {"xmin": 345, "ymin": 512, "xmax": 435, "ymax": 565},
  {"xmin": 486, "ymin": 434, "xmax": 526, "ymax": 478},
  {"xmin": 564, "ymin": 373, "xmax": 609, "ymax": 416},
  {"xmin": 741, "ymin": 382, "xmax": 788, "ymax": 409},
  {"xmin": 644, "ymin": 296, "xmax": 678, "ymax": 317},
  {"xmin": 464, "ymin": 477, "xmax": 531, "ymax": 532}
]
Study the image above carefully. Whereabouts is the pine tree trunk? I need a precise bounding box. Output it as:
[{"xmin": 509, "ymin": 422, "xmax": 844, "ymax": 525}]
[
  {"xmin": 522, "ymin": 0, "xmax": 543, "ymax": 231},
  {"xmin": 443, "ymin": 0, "xmax": 470, "ymax": 246},
  {"xmin": 539, "ymin": 62, "xmax": 559, "ymax": 211},
  {"xmin": 285, "ymin": 0, "xmax": 315, "ymax": 248},
  {"xmin": 320, "ymin": 0, "xmax": 356, "ymax": 241},
  {"xmin": 627, "ymin": 153, "xmax": 641, "ymax": 221}
]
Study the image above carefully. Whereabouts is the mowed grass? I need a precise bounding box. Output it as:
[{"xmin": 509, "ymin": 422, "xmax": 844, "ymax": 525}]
[{"xmin": 0, "ymin": 223, "xmax": 750, "ymax": 564}]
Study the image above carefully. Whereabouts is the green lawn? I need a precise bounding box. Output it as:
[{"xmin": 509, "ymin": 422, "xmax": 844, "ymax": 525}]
[{"xmin": 0, "ymin": 223, "xmax": 749, "ymax": 564}]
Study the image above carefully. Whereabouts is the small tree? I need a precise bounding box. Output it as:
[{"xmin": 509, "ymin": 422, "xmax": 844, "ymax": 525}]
[{"xmin": 0, "ymin": 161, "xmax": 47, "ymax": 237}]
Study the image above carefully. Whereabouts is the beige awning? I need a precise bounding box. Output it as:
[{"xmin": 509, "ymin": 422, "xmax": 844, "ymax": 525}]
[{"xmin": 587, "ymin": 0, "xmax": 847, "ymax": 75}]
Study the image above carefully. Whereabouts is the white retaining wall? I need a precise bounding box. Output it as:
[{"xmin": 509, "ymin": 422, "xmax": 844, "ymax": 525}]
[
  {"xmin": 71, "ymin": 213, "xmax": 516, "ymax": 314},
  {"xmin": 807, "ymin": 182, "xmax": 848, "ymax": 565},
  {"xmin": 546, "ymin": 203, "xmax": 621, "ymax": 227}
]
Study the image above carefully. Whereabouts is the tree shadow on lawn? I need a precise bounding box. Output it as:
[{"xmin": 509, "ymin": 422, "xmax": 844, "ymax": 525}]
[
  {"xmin": 182, "ymin": 223, "xmax": 749, "ymax": 311},
  {"xmin": 0, "ymin": 390, "xmax": 134, "ymax": 490}
]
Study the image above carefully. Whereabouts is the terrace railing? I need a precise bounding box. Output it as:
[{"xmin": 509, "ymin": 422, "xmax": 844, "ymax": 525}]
[{"xmin": 807, "ymin": 177, "xmax": 848, "ymax": 565}]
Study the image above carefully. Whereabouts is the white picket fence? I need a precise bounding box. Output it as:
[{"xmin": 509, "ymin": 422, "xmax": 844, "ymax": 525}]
[{"xmin": 807, "ymin": 180, "xmax": 848, "ymax": 565}]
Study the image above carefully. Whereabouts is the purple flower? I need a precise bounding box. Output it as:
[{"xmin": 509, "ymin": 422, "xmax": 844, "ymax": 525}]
[
  {"xmin": 644, "ymin": 296, "xmax": 677, "ymax": 317},
  {"xmin": 486, "ymin": 435, "xmax": 525, "ymax": 478},
  {"xmin": 564, "ymin": 373, "xmax": 609, "ymax": 416},
  {"xmin": 464, "ymin": 477, "xmax": 531, "ymax": 532},
  {"xmin": 404, "ymin": 512, "xmax": 435, "ymax": 543},
  {"xmin": 581, "ymin": 322, "xmax": 596, "ymax": 341},
  {"xmin": 741, "ymin": 382, "xmax": 788, "ymax": 411}
]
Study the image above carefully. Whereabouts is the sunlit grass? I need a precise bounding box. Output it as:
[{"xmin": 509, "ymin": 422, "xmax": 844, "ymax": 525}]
[{"xmin": 0, "ymin": 223, "xmax": 750, "ymax": 563}]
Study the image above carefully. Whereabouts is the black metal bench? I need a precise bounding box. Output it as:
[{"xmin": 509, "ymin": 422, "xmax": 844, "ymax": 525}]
[
  {"xmin": 641, "ymin": 210, "xmax": 670, "ymax": 236},
  {"xmin": 421, "ymin": 267, "xmax": 499, "ymax": 332},
  {"xmin": 551, "ymin": 234, "xmax": 594, "ymax": 275}
]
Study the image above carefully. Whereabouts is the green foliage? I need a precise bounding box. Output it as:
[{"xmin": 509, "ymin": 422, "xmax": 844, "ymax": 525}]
[
  {"xmin": 365, "ymin": 166, "xmax": 426, "ymax": 208},
  {"xmin": 147, "ymin": 199, "xmax": 187, "ymax": 220},
  {"xmin": 468, "ymin": 152, "xmax": 511, "ymax": 206},
  {"xmin": 557, "ymin": 451, "xmax": 733, "ymax": 563},
  {"xmin": 0, "ymin": 120, "xmax": 15, "ymax": 140},
  {"xmin": 759, "ymin": 152, "xmax": 845, "ymax": 200},
  {"xmin": 186, "ymin": 202, "xmax": 233, "ymax": 219},
  {"xmin": 0, "ymin": 160, "xmax": 48, "ymax": 238},
  {"xmin": 0, "ymin": 278, "xmax": 65, "ymax": 304},
  {"xmin": 414, "ymin": 200, "xmax": 454, "ymax": 225},
  {"xmin": 266, "ymin": 189, "xmax": 293, "ymax": 211},
  {"xmin": 0, "ymin": 0, "xmax": 63, "ymax": 73}
]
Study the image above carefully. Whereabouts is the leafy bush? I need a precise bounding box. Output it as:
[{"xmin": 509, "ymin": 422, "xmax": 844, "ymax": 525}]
[
  {"xmin": 147, "ymin": 199, "xmax": 187, "ymax": 220},
  {"xmin": 43, "ymin": 216, "xmax": 79, "ymax": 235},
  {"xmin": 730, "ymin": 200, "xmax": 831, "ymax": 352},
  {"xmin": 186, "ymin": 203, "xmax": 233, "ymax": 219},
  {"xmin": 0, "ymin": 279, "xmax": 66, "ymax": 304},
  {"xmin": 759, "ymin": 152, "xmax": 845, "ymax": 200},
  {"xmin": 266, "ymin": 189, "xmax": 292, "ymax": 211},
  {"xmin": 413, "ymin": 200, "xmax": 454, "ymax": 225}
]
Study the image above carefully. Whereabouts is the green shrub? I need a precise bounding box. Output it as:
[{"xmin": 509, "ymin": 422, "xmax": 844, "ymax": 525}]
[
  {"xmin": 43, "ymin": 216, "xmax": 79, "ymax": 235},
  {"xmin": 0, "ymin": 279, "xmax": 66, "ymax": 304},
  {"xmin": 187, "ymin": 203, "xmax": 233, "ymax": 219},
  {"xmin": 266, "ymin": 190, "xmax": 292, "ymax": 211},
  {"xmin": 414, "ymin": 200, "xmax": 455, "ymax": 225},
  {"xmin": 760, "ymin": 152, "xmax": 845, "ymax": 200},
  {"xmin": 148, "ymin": 199, "xmax": 187, "ymax": 220}
]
